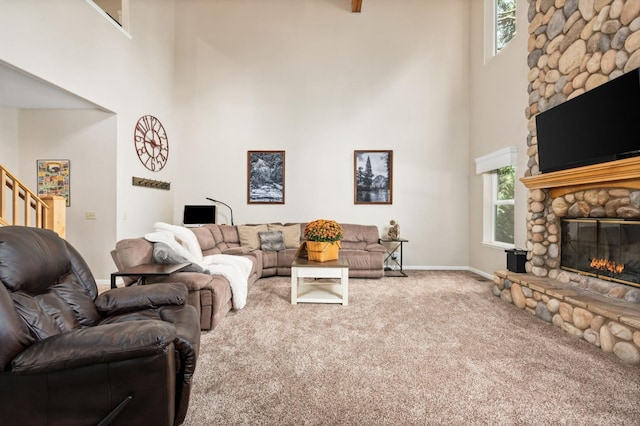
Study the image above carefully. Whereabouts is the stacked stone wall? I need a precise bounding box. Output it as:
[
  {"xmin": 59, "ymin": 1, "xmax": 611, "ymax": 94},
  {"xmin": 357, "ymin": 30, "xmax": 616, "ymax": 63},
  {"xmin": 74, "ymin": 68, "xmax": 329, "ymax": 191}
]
[{"xmin": 525, "ymin": 0, "xmax": 640, "ymax": 282}]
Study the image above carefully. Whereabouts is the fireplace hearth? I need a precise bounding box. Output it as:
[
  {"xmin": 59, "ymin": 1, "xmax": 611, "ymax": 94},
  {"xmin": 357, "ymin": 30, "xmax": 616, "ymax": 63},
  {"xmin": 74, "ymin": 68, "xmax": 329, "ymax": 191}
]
[{"xmin": 561, "ymin": 219, "xmax": 640, "ymax": 288}]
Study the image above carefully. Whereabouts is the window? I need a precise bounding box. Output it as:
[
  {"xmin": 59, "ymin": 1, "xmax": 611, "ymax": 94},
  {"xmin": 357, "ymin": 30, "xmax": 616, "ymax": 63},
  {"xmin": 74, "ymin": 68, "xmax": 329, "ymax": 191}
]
[
  {"xmin": 484, "ymin": 0, "xmax": 516, "ymax": 60},
  {"xmin": 476, "ymin": 147, "xmax": 517, "ymax": 249},
  {"xmin": 492, "ymin": 166, "xmax": 515, "ymax": 244},
  {"xmin": 496, "ymin": 0, "xmax": 517, "ymax": 52},
  {"xmin": 87, "ymin": 0, "xmax": 130, "ymax": 33}
]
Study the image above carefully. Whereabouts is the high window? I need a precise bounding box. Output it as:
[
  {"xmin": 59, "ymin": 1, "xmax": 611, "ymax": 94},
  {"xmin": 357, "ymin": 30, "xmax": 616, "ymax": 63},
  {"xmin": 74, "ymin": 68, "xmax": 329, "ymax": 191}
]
[
  {"xmin": 476, "ymin": 147, "xmax": 517, "ymax": 249},
  {"xmin": 485, "ymin": 0, "xmax": 516, "ymax": 60},
  {"xmin": 495, "ymin": 0, "xmax": 517, "ymax": 52},
  {"xmin": 87, "ymin": 0, "xmax": 130, "ymax": 33}
]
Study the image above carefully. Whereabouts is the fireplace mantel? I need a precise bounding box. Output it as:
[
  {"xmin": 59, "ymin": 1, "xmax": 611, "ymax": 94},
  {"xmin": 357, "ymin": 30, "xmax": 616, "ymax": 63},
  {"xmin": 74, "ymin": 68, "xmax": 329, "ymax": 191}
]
[{"xmin": 520, "ymin": 156, "xmax": 640, "ymax": 197}]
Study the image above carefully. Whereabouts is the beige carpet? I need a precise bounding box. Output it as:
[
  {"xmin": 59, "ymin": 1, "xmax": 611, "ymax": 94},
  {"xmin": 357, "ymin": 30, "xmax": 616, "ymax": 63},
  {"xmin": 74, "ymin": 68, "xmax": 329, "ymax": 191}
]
[{"xmin": 183, "ymin": 271, "xmax": 640, "ymax": 425}]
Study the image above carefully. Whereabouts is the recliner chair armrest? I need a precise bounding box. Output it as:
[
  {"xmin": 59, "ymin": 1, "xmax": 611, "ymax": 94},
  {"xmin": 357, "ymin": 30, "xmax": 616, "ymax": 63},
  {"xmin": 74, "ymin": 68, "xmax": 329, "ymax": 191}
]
[
  {"xmin": 11, "ymin": 320, "xmax": 177, "ymax": 375},
  {"xmin": 95, "ymin": 283, "xmax": 188, "ymax": 316}
]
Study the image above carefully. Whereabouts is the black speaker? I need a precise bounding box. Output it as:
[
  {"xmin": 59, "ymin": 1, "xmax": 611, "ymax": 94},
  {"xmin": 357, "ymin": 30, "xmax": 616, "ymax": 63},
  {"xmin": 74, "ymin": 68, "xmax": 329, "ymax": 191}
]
[{"xmin": 505, "ymin": 249, "xmax": 527, "ymax": 273}]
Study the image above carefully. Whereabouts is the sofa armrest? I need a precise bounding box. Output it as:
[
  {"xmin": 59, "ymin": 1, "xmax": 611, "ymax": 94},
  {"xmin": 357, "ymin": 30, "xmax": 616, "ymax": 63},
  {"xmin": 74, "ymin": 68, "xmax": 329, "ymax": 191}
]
[
  {"xmin": 11, "ymin": 320, "xmax": 177, "ymax": 375},
  {"xmin": 95, "ymin": 283, "xmax": 188, "ymax": 316},
  {"xmin": 365, "ymin": 243, "xmax": 388, "ymax": 253}
]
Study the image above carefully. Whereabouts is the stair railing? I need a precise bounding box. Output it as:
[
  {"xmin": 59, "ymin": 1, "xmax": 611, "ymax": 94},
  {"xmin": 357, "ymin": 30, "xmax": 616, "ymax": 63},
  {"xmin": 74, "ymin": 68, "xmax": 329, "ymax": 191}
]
[{"xmin": 0, "ymin": 163, "xmax": 66, "ymax": 237}]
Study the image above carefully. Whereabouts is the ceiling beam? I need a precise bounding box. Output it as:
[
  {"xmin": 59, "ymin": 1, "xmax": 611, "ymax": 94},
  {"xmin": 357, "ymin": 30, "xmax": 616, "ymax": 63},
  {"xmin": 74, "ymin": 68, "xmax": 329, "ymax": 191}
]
[{"xmin": 352, "ymin": 0, "xmax": 362, "ymax": 13}]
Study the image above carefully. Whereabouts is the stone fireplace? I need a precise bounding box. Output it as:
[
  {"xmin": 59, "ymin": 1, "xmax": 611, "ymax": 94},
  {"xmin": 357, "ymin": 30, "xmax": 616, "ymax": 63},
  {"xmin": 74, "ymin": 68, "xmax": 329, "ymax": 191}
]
[
  {"xmin": 521, "ymin": 157, "xmax": 640, "ymax": 303},
  {"xmin": 522, "ymin": 0, "xmax": 640, "ymax": 303},
  {"xmin": 494, "ymin": 0, "xmax": 640, "ymax": 368}
]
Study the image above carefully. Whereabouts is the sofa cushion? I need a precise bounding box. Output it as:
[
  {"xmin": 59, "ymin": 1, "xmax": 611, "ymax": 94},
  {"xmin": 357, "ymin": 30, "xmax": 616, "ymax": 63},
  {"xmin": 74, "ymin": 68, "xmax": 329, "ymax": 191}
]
[
  {"xmin": 340, "ymin": 241, "xmax": 367, "ymax": 250},
  {"xmin": 267, "ymin": 224, "xmax": 301, "ymax": 248},
  {"xmin": 0, "ymin": 227, "xmax": 71, "ymax": 294},
  {"xmin": 259, "ymin": 231, "xmax": 286, "ymax": 251},
  {"xmin": 237, "ymin": 225, "xmax": 268, "ymax": 250},
  {"xmin": 52, "ymin": 279, "xmax": 101, "ymax": 327},
  {"xmin": 10, "ymin": 292, "xmax": 61, "ymax": 342}
]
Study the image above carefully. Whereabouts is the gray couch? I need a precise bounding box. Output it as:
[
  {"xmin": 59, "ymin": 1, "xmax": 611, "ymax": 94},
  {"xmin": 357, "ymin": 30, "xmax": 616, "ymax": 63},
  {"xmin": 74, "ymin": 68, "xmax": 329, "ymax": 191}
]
[{"xmin": 112, "ymin": 223, "xmax": 386, "ymax": 330}]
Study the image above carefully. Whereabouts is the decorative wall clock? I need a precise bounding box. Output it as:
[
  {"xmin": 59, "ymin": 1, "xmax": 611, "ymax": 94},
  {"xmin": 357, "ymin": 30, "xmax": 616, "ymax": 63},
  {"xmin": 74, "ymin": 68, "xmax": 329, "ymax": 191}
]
[{"xmin": 134, "ymin": 115, "xmax": 169, "ymax": 171}]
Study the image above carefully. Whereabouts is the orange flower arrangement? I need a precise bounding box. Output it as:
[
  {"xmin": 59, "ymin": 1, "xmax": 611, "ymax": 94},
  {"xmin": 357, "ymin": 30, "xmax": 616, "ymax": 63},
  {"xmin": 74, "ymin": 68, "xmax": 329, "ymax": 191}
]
[{"xmin": 304, "ymin": 219, "xmax": 344, "ymax": 243}]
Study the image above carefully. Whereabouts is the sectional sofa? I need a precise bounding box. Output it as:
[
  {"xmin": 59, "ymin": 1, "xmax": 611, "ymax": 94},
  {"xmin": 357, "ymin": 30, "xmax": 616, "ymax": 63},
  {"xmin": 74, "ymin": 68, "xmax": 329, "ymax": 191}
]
[{"xmin": 111, "ymin": 223, "xmax": 386, "ymax": 330}]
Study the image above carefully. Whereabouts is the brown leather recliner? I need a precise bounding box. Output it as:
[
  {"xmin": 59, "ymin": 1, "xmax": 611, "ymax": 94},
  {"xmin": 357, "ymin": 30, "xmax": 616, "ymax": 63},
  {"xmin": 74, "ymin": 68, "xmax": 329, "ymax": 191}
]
[{"xmin": 0, "ymin": 226, "xmax": 201, "ymax": 426}]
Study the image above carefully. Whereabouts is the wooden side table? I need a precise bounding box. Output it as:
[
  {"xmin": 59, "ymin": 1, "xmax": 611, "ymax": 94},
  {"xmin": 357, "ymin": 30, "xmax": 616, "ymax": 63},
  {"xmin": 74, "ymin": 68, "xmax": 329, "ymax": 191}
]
[
  {"xmin": 110, "ymin": 263, "xmax": 191, "ymax": 288},
  {"xmin": 291, "ymin": 258, "xmax": 349, "ymax": 305},
  {"xmin": 379, "ymin": 238, "xmax": 408, "ymax": 277}
]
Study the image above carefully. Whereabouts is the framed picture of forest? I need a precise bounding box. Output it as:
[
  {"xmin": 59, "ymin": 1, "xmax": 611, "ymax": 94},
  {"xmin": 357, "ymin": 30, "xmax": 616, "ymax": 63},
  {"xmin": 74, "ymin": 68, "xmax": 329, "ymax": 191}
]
[
  {"xmin": 247, "ymin": 151, "xmax": 285, "ymax": 204},
  {"xmin": 354, "ymin": 150, "xmax": 393, "ymax": 204}
]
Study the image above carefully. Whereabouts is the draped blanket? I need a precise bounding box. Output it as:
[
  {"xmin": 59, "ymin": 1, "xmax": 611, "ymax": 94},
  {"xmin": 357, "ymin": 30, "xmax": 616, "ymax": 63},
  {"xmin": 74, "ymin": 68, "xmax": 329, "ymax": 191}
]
[{"xmin": 145, "ymin": 222, "xmax": 252, "ymax": 309}]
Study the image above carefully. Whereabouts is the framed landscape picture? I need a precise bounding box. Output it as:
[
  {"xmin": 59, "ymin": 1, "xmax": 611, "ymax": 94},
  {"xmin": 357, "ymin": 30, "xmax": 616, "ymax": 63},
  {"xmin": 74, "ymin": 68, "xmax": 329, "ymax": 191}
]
[
  {"xmin": 247, "ymin": 151, "xmax": 285, "ymax": 204},
  {"xmin": 37, "ymin": 159, "xmax": 70, "ymax": 207},
  {"xmin": 354, "ymin": 150, "xmax": 393, "ymax": 204}
]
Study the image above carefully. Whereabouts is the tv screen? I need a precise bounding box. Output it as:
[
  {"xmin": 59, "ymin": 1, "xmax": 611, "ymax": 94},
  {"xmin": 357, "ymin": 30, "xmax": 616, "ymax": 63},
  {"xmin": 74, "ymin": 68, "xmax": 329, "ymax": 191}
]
[
  {"xmin": 183, "ymin": 205, "xmax": 216, "ymax": 225},
  {"xmin": 536, "ymin": 68, "xmax": 640, "ymax": 173}
]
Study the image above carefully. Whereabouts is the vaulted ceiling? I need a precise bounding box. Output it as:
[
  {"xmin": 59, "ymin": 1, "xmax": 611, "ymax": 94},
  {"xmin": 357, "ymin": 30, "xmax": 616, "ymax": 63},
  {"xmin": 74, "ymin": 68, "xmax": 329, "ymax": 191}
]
[{"xmin": 1, "ymin": 1, "xmax": 363, "ymax": 109}]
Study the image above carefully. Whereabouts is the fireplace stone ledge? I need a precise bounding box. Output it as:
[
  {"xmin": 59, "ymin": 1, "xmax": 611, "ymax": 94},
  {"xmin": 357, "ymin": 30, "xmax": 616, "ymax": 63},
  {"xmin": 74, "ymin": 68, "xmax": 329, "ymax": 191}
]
[{"xmin": 494, "ymin": 270, "xmax": 640, "ymax": 366}]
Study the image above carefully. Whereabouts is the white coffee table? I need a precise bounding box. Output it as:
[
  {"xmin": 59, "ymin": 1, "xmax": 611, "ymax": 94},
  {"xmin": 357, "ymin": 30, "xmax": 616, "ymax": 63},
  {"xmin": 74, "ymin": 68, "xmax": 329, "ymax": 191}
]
[{"xmin": 291, "ymin": 258, "xmax": 349, "ymax": 305}]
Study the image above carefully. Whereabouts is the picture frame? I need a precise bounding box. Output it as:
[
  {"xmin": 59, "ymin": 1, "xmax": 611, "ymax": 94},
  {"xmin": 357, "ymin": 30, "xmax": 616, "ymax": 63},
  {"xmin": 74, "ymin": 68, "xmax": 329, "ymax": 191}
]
[
  {"xmin": 247, "ymin": 151, "xmax": 285, "ymax": 204},
  {"xmin": 37, "ymin": 159, "xmax": 71, "ymax": 207},
  {"xmin": 354, "ymin": 150, "xmax": 393, "ymax": 204}
]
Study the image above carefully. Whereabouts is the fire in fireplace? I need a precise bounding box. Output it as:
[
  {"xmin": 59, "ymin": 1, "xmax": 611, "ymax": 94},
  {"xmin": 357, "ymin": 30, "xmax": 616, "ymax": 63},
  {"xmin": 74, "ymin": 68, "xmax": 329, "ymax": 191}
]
[
  {"xmin": 561, "ymin": 219, "xmax": 640, "ymax": 288},
  {"xmin": 589, "ymin": 257, "xmax": 624, "ymax": 274}
]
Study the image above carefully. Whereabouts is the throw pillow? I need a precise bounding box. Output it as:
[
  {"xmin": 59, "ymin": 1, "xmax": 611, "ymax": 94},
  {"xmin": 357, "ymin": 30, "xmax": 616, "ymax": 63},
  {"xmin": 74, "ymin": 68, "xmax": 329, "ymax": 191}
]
[
  {"xmin": 267, "ymin": 224, "xmax": 301, "ymax": 249},
  {"xmin": 153, "ymin": 242, "xmax": 205, "ymax": 273},
  {"xmin": 237, "ymin": 224, "xmax": 268, "ymax": 250},
  {"xmin": 258, "ymin": 231, "xmax": 286, "ymax": 251}
]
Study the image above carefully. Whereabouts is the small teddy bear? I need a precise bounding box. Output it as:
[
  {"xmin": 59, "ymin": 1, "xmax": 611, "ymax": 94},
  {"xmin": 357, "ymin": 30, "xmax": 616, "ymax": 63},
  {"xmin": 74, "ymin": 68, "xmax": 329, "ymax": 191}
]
[{"xmin": 387, "ymin": 219, "xmax": 400, "ymax": 239}]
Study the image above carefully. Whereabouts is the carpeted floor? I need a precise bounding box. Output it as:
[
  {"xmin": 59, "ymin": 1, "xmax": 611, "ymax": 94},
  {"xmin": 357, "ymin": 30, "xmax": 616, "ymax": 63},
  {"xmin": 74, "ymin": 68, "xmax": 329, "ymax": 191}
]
[{"xmin": 183, "ymin": 271, "xmax": 640, "ymax": 425}]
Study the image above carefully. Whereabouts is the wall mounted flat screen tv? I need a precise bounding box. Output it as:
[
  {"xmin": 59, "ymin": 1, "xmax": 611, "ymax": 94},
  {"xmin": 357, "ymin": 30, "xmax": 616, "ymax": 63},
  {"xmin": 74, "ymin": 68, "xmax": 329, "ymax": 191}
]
[
  {"xmin": 535, "ymin": 67, "xmax": 640, "ymax": 173},
  {"xmin": 183, "ymin": 205, "xmax": 216, "ymax": 225}
]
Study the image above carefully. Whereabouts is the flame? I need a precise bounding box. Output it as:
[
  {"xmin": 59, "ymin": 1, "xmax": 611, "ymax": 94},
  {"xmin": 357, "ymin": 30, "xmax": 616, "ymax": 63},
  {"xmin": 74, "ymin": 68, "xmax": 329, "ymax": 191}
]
[{"xmin": 590, "ymin": 258, "xmax": 625, "ymax": 274}]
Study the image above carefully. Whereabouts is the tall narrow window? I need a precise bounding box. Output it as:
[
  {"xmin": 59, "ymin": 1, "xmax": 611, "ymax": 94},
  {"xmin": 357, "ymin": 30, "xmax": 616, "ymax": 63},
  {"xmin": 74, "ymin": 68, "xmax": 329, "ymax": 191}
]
[
  {"xmin": 492, "ymin": 165, "xmax": 515, "ymax": 244},
  {"xmin": 495, "ymin": 0, "xmax": 516, "ymax": 52},
  {"xmin": 476, "ymin": 147, "xmax": 517, "ymax": 249}
]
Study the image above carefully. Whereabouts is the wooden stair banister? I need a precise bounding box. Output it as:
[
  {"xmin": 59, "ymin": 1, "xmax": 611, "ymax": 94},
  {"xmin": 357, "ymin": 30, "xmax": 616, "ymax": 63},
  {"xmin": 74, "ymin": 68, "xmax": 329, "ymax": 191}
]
[{"xmin": 0, "ymin": 163, "xmax": 66, "ymax": 237}]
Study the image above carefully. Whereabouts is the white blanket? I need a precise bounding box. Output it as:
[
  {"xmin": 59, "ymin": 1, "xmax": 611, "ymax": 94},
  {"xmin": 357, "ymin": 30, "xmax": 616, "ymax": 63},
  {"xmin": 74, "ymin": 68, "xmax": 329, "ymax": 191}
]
[{"xmin": 145, "ymin": 222, "xmax": 252, "ymax": 309}]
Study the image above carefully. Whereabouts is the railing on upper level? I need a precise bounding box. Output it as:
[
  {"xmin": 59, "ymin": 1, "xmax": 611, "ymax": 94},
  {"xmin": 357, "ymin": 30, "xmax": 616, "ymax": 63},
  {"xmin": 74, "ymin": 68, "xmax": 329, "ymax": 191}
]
[{"xmin": 0, "ymin": 163, "xmax": 66, "ymax": 237}]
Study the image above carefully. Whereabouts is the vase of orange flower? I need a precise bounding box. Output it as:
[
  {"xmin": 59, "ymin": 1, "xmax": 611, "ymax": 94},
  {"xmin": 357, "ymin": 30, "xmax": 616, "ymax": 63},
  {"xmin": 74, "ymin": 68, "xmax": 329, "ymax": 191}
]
[{"xmin": 303, "ymin": 219, "xmax": 344, "ymax": 262}]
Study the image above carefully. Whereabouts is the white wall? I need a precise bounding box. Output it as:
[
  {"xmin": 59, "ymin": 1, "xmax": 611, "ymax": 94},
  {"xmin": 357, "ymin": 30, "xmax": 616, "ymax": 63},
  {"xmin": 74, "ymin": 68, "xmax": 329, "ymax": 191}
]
[
  {"xmin": 0, "ymin": 108, "xmax": 19, "ymax": 171},
  {"xmin": 467, "ymin": 0, "xmax": 530, "ymax": 276},
  {"xmin": 173, "ymin": 0, "xmax": 472, "ymax": 269},
  {"xmin": 0, "ymin": 0, "xmax": 177, "ymax": 280},
  {"xmin": 18, "ymin": 110, "xmax": 117, "ymax": 277},
  {"xmin": 0, "ymin": 0, "xmax": 532, "ymax": 279}
]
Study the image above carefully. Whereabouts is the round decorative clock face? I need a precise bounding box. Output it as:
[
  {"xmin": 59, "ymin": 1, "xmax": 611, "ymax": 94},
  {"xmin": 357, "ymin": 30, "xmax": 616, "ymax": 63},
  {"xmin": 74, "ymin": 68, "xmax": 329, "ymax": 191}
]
[{"xmin": 134, "ymin": 115, "xmax": 169, "ymax": 171}]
